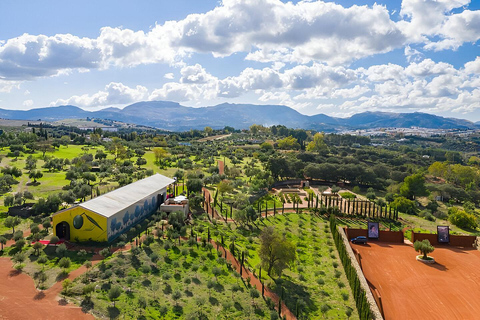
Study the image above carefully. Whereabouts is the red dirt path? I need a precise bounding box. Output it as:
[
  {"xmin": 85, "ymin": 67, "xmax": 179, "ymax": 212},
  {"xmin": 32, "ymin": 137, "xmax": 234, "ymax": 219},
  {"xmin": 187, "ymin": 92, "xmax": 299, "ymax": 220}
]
[
  {"xmin": 218, "ymin": 160, "xmax": 224, "ymax": 175},
  {"xmin": 0, "ymin": 257, "xmax": 94, "ymax": 320},
  {"xmin": 352, "ymin": 242, "xmax": 480, "ymax": 320}
]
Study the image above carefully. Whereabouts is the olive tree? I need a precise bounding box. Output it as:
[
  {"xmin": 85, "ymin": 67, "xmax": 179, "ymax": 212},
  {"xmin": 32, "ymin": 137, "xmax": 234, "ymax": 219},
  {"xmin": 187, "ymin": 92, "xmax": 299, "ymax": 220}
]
[{"xmin": 414, "ymin": 239, "xmax": 435, "ymax": 260}]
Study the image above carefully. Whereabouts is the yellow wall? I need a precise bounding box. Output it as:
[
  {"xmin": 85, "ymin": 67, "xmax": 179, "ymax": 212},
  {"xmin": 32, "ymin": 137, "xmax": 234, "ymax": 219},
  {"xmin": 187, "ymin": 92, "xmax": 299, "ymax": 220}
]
[{"xmin": 53, "ymin": 206, "xmax": 108, "ymax": 242}]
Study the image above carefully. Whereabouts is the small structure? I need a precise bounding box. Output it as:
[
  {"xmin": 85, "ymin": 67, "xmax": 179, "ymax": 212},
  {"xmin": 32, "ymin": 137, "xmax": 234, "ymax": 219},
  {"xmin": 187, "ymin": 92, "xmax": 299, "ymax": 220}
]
[
  {"xmin": 160, "ymin": 195, "xmax": 189, "ymax": 217},
  {"xmin": 52, "ymin": 174, "xmax": 175, "ymax": 242}
]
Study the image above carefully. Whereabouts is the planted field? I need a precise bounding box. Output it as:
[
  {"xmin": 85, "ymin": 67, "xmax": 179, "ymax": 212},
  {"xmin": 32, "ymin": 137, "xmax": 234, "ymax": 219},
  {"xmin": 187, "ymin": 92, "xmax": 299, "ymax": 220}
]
[
  {"xmin": 69, "ymin": 238, "xmax": 273, "ymax": 319},
  {"xmin": 195, "ymin": 212, "xmax": 359, "ymax": 319}
]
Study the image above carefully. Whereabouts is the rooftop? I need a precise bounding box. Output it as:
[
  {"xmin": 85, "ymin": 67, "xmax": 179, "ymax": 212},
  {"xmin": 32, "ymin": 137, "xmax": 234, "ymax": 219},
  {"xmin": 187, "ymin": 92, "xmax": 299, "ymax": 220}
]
[{"xmin": 78, "ymin": 173, "xmax": 175, "ymax": 218}]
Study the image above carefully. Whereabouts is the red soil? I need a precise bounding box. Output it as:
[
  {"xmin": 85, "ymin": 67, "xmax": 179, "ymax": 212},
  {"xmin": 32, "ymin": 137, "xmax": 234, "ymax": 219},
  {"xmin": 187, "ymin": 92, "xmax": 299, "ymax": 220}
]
[
  {"xmin": 218, "ymin": 160, "xmax": 224, "ymax": 175},
  {"xmin": 351, "ymin": 242, "xmax": 480, "ymax": 320},
  {"xmin": 0, "ymin": 257, "xmax": 94, "ymax": 320}
]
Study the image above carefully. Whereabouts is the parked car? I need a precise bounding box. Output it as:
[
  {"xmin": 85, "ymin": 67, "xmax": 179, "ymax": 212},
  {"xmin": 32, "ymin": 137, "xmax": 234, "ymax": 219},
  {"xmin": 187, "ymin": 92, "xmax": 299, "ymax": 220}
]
[{"xmin": 351, "ymin": 236, "xmax": 367, "ymax": 244}]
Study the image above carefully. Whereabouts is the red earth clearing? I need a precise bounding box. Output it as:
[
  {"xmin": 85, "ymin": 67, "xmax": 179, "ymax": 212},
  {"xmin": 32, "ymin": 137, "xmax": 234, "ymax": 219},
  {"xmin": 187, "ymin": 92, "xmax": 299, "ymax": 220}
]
[
  {"xmin": 0, "ymin": 257, "xmax": 95, "ymax": 320},
  {"xmin": 351, "ymin": 242, "xmax": 480, "ymax": 320}
]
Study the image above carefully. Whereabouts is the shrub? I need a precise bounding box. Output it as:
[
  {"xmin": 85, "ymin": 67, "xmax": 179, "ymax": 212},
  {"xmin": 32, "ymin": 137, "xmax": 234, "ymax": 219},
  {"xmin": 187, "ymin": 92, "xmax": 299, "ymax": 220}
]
[
  {"xmin": 391, "ymin": 196, "xmax": 417, "ymax": 214},
  {"xmin": 448, "ymin": 208, "xmax": 478, "ymax": 229},
  {"xmin": 339, "ymin": 192, "xmax": 356, "ymax": 199}
]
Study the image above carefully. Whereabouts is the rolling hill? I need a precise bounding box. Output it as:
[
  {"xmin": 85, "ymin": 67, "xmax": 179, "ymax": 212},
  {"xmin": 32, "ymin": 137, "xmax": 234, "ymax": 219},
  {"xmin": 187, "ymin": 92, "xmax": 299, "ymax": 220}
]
[{"xmin": 0, "ymin": 101, "xmax": 476, "ymax": 131}]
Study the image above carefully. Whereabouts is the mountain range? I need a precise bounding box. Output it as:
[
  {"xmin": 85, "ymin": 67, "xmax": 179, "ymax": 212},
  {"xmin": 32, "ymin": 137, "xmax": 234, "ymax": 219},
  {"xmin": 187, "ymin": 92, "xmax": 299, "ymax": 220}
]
[{"xmin": 0, "ymin": 101, "xmax": 477, "ymax": 132}]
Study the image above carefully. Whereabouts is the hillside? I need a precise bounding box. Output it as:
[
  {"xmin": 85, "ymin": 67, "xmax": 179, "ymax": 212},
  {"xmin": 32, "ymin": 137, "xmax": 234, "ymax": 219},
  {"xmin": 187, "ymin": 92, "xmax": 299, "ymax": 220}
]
[{"xmin": 0, "ymin": 102, "xmax": 476, "ymax": 131}]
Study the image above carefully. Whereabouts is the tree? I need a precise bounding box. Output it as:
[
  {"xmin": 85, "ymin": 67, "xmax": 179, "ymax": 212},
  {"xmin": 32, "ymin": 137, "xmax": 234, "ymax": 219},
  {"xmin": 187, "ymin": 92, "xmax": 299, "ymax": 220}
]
[
  {"xmin": 4, "ymin": 195, "xmax": 14, "ymax": 207},
  {"xmin": 212, "ymin": 266, "xmax": 222, "ymax": 280},
  {"xmin": 38, "ymin": 141, "xmax": 54, "ymax": 158},
  {"xmin": 33, "ymin": 241, "xmax": 44, "ymax": 255},
  {"xmin": 204, "ymin": 126, "xmax": 213, "ymax": 136},
  {"xmin": 414, "ymin": 239, "xmax": 435, "ymax": 260},
  {"xmin": 15, "ymin": 238, "xmax": 26, "ymax": 250},
  {"xmin": 153, "ymin": 147, "xmax": 168, "ymax": 167},
  {"xmin": 277, "ymin": 136, "xmax": 300, "ymax": 150},
  {"xmin": 84, "ymin": 260, "xmax": 92, "ymax": 274},
  {"xmin": 4, "ymin": 216, "xmax": 21, "ymax": 235},
  {"xmin": 400, "ymin": 173, "xmax": 428, "ymax": 200},
  {"xmin": 250, "ymin": 287, "xmax": 260, "ymax": 306},
  {"xmin": 29, "ymin": 170, "xmax": 43, "ymax": 183},
  {"xmin": 35, "ymin": 270, "xmax": 47, "ymax": 288},
  {"xmin": 58, "ymin": 257, "xmax": 71, "ymax": 272},
  {"xmin": 390, "ymin": 197, "xmax": 417, "ymax": 214},
  {"xmin": 30, "ymin": 223, "xmax": 40, "ymax": 235},
  {"xmin": 62, "ymin": 279, "xmax": 73, "ymax": 295},
  {"xmin": 172, "ymin": 289, "xmax": 182, "ymax": 306},
  {"xmin": 207, "ymin": 279, "xmax": 215, "ymax": 297},
  {"xmin": 136, "ymin": 157, "xmax": 147, "ymax": 169},
  {"xmin": 186, "ymin": 178, "xmax": 203, "ymax": 194},
  {"xmin": 174, "ymin": 169, "xmax": 184, "ymax": 183},
  {"xmin": 331, "ymin": 185, "xmax": 340, "ymax": 195},
  {"xmin": 108, "ymin": 285, "xmax": 122, "ymax": 307},
  {"xmin": 42, "ymin": 219, "xmax": 52, "ymax": 232},
  {"xmin": 259, "ymin": 226, "xmax": 296, "ymax": 277},
  {"xmin": 83, "ymin": 283, "xmax": 95, "ymax": 299},
  {"xmin": 56, "ymin": 243, "xmax": 67, "ymax": 257},
  {"xmin": 0, "ymin": 236, "xmax": 6, "ymax": 251},
  {"xmin": 25, "ymin": 155, "xmax": 38, "ymax": 172},
  {"xmin": 306, "ymin": 132, "xmax": 329, "ymax": 154},
  {"xmin": 168, "ymin": 211, "xmax": 185, "ymax": 231},
  {"xmin": 217, "ymin": 180, "xmax": 233, "ymax": 198}
]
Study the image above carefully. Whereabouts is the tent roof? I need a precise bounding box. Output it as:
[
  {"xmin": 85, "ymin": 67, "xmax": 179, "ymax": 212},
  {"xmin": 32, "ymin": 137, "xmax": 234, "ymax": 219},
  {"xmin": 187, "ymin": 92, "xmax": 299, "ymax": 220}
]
[{"xmin": 79, "ymin": 174, "xmax": 175, "ymax": 218}]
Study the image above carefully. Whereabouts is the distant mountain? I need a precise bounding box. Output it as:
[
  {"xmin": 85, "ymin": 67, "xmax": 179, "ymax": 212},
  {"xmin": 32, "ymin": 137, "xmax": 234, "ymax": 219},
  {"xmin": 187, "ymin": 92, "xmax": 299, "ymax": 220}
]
[{"xmin": 0, "ymin": 102, "xmax": 477, "ymax": 131}]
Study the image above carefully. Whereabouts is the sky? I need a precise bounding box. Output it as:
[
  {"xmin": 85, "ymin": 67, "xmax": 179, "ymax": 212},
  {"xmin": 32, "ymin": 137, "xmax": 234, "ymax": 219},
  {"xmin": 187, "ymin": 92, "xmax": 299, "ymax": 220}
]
[{"xmin": 0, "ymin": 0, "xmax": 479, "ymax": 120}]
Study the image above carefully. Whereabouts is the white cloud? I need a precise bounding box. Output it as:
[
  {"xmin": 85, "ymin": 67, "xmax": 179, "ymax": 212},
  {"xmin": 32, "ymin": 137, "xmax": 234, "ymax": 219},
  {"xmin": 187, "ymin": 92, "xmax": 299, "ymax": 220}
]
[
  {"xmin": 399, "ymin": 0, "xmax": 480, "ymax": 51},
  {"xmin": 0, "ymin": 33, "xmax": 100, "ymax": 80},
  {"xmin": 0, "ymin": 79, "xmax": 21, "ymax": 93},
  {"xmin": 22, "ymin": 99, "xmax": 33, "ymax": 108},
  {"xmin": 404, "ymin": 45, "xmax": 424, "ymax": 63},
  {"xmin": 164, "ymin": 73, "xmax": 175, "ymax": 79},
  {"xmin": 50, "ymin": 82, "xmax": 147, "ymax": 108},
  {"xmin": 0, "ymin": 0, "xmax": 409, "ymax": 82},
  {"xmin": 46, "ymin": 56, "xmax": 480, "ymax": 116},
  {"xmin": 405, "ymin": 59, "xmax": 456, "ymax": 77},
  {"xmin": 331, "ymin": 85, "xmax": 370, "ymax": 99}
]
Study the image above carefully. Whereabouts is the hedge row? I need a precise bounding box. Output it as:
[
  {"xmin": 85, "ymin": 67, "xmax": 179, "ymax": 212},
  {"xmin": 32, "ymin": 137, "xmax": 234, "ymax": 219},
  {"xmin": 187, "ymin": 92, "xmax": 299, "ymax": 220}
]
[{"xmin": 329, "ymin": 214, "xmax": 373, "ymax": 320}]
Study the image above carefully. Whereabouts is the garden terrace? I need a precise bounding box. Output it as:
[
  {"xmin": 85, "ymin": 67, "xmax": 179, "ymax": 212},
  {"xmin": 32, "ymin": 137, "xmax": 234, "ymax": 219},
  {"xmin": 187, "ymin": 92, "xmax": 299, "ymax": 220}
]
[
  {"xmin": 194, "ymin": 212, "xmax": 359, "ymax": 319},
  {"xmin": 68, "ymin": 236, "xmax": 274, "ymax": 319}
]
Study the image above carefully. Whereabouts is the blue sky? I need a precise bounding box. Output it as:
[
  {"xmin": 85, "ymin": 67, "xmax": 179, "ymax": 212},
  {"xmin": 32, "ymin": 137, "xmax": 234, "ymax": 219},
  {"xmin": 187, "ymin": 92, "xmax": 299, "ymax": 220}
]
[{"xmin": 0, "ymin": 0, "xmax": 479, "ymax": 120}]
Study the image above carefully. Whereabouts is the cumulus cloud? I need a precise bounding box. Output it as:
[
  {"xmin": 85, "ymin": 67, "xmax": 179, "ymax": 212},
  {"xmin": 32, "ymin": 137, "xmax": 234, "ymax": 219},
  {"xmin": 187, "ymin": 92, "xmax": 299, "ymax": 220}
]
[
  {"xmin": 0, "ymin": 0, "xmax": 409, "ymax": 82},
  {"xmin": 164, "ymin": 73, "xmax": 175, "ymax": 79},
  {"xmin": 0, "ymin": 79, "xmax": 21, "ymax": 93},
  {"xmin": 399, "ymin": 0, "xmax": 480, "ymax": 51},
  {"xmin": 48, "ymin": 55, "xmax": 480, "ymax": 116},
  {"xmin": 50, "ymin": 82, "xmax": 147, "ymax": 108},
  {"xmin": 0, "ymin": 33, "xmax": 100, "ymax": 80},
  {"xmin": 23, "ymin": 99, "xmax": 33, "ymax": 108}
]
